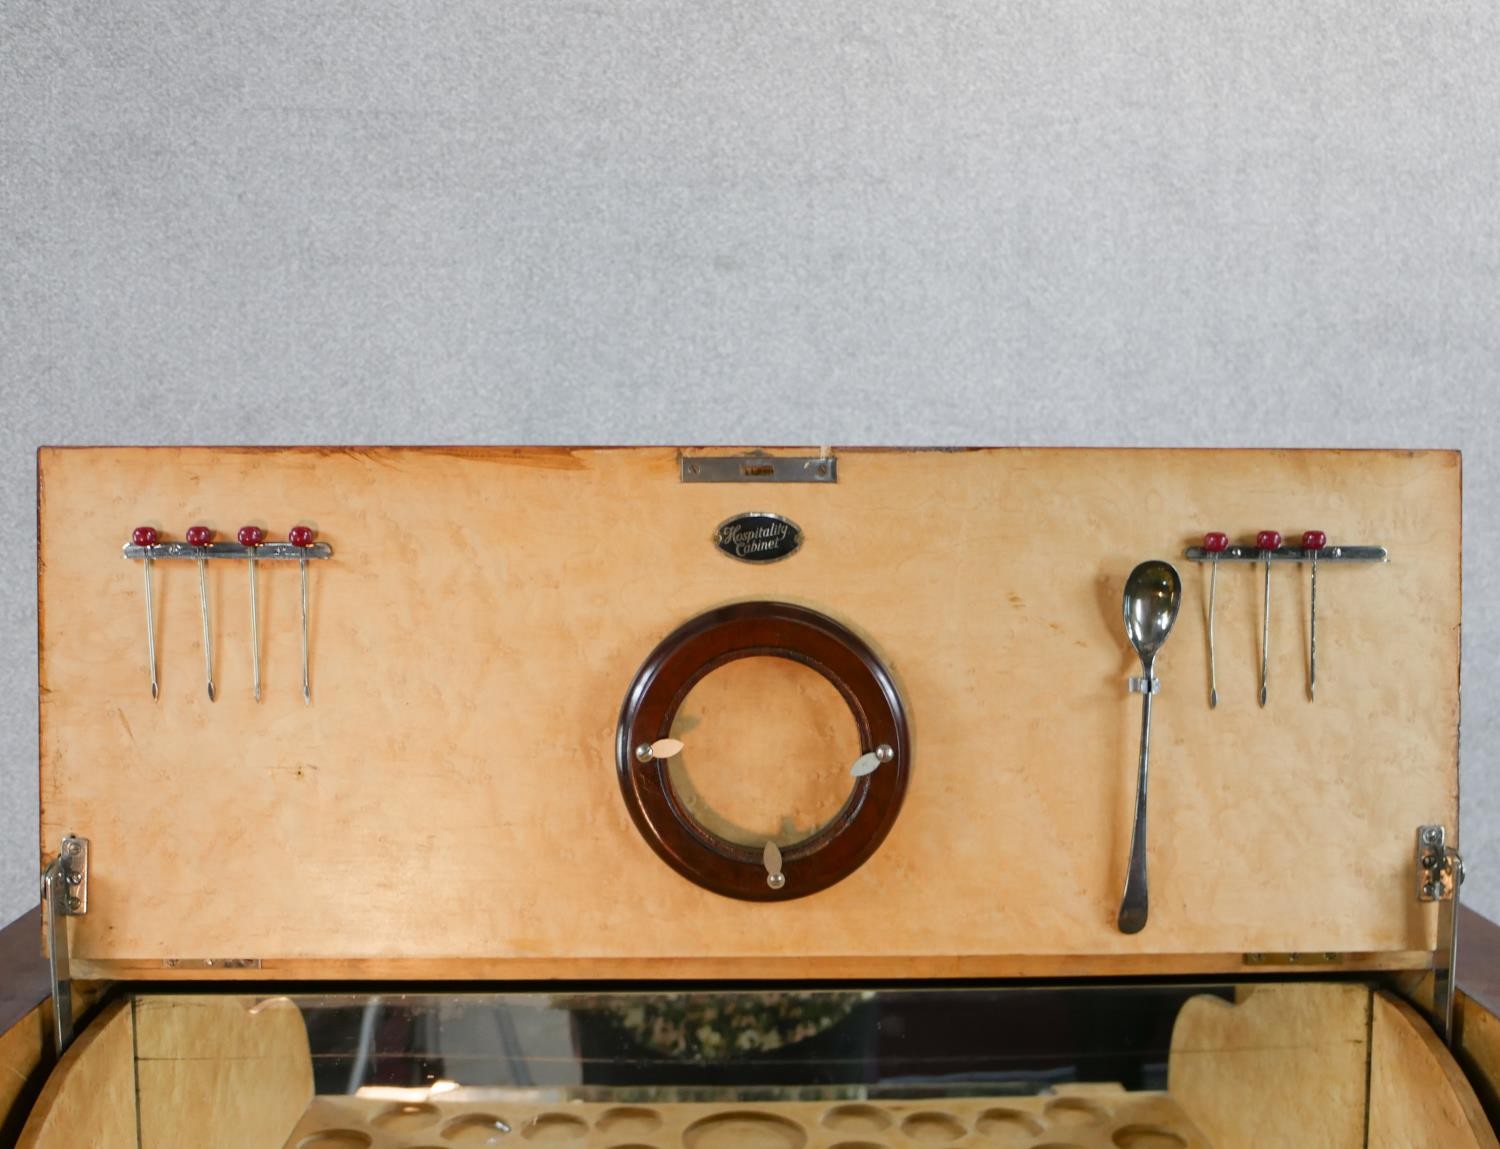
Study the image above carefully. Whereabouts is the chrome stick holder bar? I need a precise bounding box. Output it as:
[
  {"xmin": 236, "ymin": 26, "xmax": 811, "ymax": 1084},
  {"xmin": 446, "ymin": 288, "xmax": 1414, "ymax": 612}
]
[
  {"xmin": 40, "ymin": 835, "xmax": 88, "ymax": 1056},
  {"xmin": 1417, "ymin": 824, "xmax": 1464, "ymax": 1046},
  {"xmin": 122, "ymin": 541, "xmax": 333, "ymax": 561},
  {"xmin": 1184, "ymin": 544, "xmax": 1387, "ymax": 564}
]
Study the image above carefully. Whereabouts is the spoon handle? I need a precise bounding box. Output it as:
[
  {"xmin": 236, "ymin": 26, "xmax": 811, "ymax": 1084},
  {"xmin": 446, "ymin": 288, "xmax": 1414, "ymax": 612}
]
[{"xmin": 1117, "ymin": 686, "xmax": 1152, "ymax": 934}]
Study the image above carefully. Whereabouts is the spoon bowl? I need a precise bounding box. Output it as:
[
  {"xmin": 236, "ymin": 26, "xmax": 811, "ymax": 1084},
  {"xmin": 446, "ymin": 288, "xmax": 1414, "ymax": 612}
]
[{"xmin": 1123, "ymin": 560, "xmax": 1183, "ymax": 669}]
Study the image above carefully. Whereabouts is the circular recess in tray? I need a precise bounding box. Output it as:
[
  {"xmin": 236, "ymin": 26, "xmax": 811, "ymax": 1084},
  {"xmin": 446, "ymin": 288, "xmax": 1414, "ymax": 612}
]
[
  {"xmin": 442, "ymin": 1113, "xmax": 514, "ymax": 1143},
  {"xmin": 297, "ymin": 1133, "xmax": 373, "ymax": 1149},
  {"xmin": 1112, "ymin": 1127, "xmax": 1188, "ymax": 1149},
  {"xmin": 617, "ymin": 601, "xmax": 910, "ymax": 901},
  {"xmin": 820, "ymin": 1103, "xmax": 894, "ymax": 1133},
  {"xmin": 1043, "ymin": 1099, "xmax": 1110, "ymax": 1127},
  {"xmin": 681, "ymin": 1110, "xmax": 809, "ymax": 1149},
  {"xmin": 372, "ymin": 1102, "xmax": 441, "ymax": 1131},
  {"xmin": 975, "ymin": 1107, "xmax": 1046, "ymax": 1140},
  {"xmin": 520, "ymin": 1113, "xmax": 589, "ymax": 1141},
  {"xmin": 899, "ymin": 1111, "xmax": 968, "ymax": 1142},
  {"xmin": 597, "ymin": 1107, "xmax": 665, "ymax": 1136}
]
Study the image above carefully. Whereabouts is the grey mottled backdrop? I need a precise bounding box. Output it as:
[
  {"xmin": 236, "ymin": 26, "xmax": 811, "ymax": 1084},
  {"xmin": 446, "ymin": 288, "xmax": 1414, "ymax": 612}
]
[{"xmin": 2, "ymin": 2, "xmax": 1497, "ymax": 930}]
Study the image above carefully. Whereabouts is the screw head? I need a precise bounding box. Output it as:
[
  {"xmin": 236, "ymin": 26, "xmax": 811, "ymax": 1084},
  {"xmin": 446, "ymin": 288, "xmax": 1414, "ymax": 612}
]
[
  {"xmin": 635, "ymin": 743, "xmax": 655, "ymax": 763},
  {"xmin": 65, "ymin": 895, "xmax": 81, "ymax": 911},
  {"xmin": 875, "ymin": 744, "xmax": 894, "ymax": 763},
  {"xmin": 1422, "ymin": 827, "xmax": 1442, "ymax": 846},
  {"xmin": 766, "ymin": 872, "xmax": 786, "ymax": 890},
  {"xmin": 63, "ymin": 839, "xmax": 81, "ymax": 857}
]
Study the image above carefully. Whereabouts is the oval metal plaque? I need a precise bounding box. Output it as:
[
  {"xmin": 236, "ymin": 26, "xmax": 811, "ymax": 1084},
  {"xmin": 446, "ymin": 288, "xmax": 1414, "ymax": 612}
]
[{"xmin": 715, "ymin": 512, "xmax": 802, "ymax": 563}]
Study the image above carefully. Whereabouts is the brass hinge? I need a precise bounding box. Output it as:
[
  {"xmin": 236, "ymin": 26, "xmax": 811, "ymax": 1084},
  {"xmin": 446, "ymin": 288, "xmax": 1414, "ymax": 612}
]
[
  {"xmin": 161, "ymin": 958, "xmax": 262, "ymax": 970},
  {"xmin": 1242, "ymin": 952, "xmax": 1345, "ymax": 966}
]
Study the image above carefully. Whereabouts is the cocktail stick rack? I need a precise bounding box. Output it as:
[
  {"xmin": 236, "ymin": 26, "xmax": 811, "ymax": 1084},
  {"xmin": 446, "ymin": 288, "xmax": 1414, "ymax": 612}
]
[
  {"xmin": 122, "ymin": 526, "xmax": 332, "ymax": 704},
  {"xmin": 1185, "ymin": 533, "xmax": 1386, "ymax": 708}
]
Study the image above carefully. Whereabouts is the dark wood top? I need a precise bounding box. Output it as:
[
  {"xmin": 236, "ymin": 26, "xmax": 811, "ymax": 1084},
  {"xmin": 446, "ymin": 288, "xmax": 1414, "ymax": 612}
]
[
  {"xmin": 0, "ymin": 908, "xmax": 47, "ymax": 1035},
  {"xmin": 1460, "ymin": 905, "xmax": 1500, "ymax": 1016}
]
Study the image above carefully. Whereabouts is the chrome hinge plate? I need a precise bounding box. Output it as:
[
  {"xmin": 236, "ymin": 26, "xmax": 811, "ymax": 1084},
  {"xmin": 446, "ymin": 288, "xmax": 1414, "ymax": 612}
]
[
  {"xmin": 680, "ymin": 453, "xmax": 837, "ymax": 483},
  {"xmin": 41, "ymin": 835, "xmax": 88, "ymax": 1056},
  {"xmin": 57, "ymin": 835, "xmax": 88, "ymax": 915},
  {"xmin": 1417, "ymin": 824, "xmax": 1462, "ymax": 902},
  {"xmin": 1417, "ymin": 824, "xmax": 1465, "ymax": 1047}
]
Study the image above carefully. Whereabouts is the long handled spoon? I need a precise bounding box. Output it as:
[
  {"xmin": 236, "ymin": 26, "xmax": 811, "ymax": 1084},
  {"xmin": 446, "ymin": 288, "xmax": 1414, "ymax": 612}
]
[{"xmin": 1118, "ymin": 560, "xmax": 1182, "ymax": 935}]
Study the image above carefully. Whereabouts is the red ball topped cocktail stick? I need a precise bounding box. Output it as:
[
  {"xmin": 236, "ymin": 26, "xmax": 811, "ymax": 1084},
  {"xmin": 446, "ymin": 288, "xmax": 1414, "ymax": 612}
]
[
  {"xmin": 237, "ymin": 526, "xmax": 266, "ymax": 702},
  {"xmin": 131, "ymin": 526, "xmax": 161, "ymax": 700},
  {"xmin": 1302, "ymin": 530, "xmax": 1327, "ymax": 701},
  {"xmin": 1255, "ymin": 530, "xmax": 1282, "ymax": 708},
  {"xmin": 1202, "ymin": 532, "xmax": 1229, "ymax": 708},
  {"xmin": 185, "ymin": 525, "xmax": 216, "ymax": 702},
  {"xmin": 289, "ymin": 525, "xmax": 316, "ymax": 704}
]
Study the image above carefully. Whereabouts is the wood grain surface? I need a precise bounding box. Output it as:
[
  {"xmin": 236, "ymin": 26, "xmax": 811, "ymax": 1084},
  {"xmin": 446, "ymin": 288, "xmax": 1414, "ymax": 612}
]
[
  {"xmin": 37, "ymin": 447, "xmax": 1460, "ymax": 975},
  {"xmin": 135, "ymin": 995, "xmax": 314, "ymax": 1149},
  {"xmin": 1167, "ymin": 982, "xmax": 1371, "ymax": 1149},
  {"xmin": 282, "ymin": 1086, "xmax": 1212, "ymax": 1149},
  {"xmin": 1459, "ymin": 993, "xmax": 1500, "ymax": 1133},
  {"xmin": 1369, "ymin": 991, "xmax": 1500, "ymax": 1149},
  {"xmin": 14, "ymin": 998, "xmax": 135, "ymax": 1149}
]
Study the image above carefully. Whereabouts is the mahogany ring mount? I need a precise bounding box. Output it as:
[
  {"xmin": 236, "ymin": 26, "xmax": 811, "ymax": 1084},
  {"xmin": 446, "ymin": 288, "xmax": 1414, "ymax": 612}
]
[{"xmin": 615, "ymin": 601, "xmax": 910, "ymax": 901}]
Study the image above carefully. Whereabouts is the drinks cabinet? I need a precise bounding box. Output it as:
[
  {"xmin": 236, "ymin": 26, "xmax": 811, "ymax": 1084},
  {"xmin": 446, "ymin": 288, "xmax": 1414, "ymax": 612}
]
[{"xmin": 3, "ymin": 445, "xmax": 1498, "ymax": 1148}]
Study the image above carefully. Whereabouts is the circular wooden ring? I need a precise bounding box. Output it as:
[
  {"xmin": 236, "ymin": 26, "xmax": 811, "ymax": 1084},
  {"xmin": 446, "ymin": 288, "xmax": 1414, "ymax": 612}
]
[{"xmin": 616, "ymin": 601, "xmax": 910, "ymax": 901}]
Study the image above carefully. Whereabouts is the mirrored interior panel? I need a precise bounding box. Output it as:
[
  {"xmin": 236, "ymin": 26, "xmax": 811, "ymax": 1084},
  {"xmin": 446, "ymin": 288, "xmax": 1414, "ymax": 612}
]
[{"xmin": 126, "ymin": 984, "xmax": 1237, "ymax": 1147}]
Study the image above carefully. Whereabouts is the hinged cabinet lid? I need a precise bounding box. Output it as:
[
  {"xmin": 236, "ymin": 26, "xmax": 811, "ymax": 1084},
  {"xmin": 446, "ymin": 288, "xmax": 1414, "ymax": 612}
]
[{"xmin": 37, "ymin": 446, "xmax": 1460, "ymax": 979}]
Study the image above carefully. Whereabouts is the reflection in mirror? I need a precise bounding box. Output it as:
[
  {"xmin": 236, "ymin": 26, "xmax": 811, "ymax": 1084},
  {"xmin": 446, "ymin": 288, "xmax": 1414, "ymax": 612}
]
[{"xmin": 127, "ymin": 986, "xmax": 1234, "ymax": 1148}]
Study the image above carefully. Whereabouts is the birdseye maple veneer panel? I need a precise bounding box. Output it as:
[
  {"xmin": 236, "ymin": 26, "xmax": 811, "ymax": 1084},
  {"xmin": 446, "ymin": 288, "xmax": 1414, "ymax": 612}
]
[{"xmin": 36, "ymin": 447, "xmax": 1459, "ymax": 976}]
